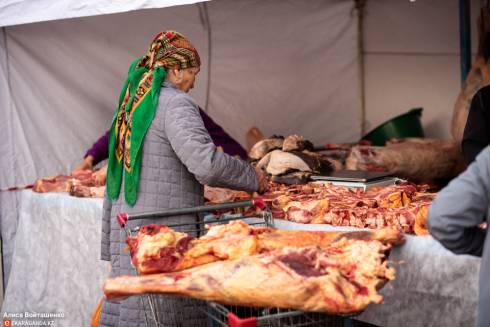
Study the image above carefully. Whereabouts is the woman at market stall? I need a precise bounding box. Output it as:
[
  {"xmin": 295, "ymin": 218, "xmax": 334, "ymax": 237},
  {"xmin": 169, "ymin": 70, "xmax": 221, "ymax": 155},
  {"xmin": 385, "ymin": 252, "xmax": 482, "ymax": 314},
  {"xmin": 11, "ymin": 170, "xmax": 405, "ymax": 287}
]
[
  {"xmin": 99, "ymin": 30, "xmax": 268, "ymax": 327},
  {"xmin": 428, "ymin": 145, "xmax": 490, "ymax": 327}
]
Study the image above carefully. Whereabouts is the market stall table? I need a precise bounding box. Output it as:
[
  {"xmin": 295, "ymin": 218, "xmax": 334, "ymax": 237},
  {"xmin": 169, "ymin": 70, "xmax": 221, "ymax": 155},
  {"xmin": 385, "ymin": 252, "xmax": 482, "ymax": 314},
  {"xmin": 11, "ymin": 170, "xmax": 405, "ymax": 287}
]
[
  {"xmin": 1, "ymin": 190, "xmax": 110, "ymax": 327},
  {"xmin": 1, "ymin": 190, "xmax": 480, "ymax": 327}
]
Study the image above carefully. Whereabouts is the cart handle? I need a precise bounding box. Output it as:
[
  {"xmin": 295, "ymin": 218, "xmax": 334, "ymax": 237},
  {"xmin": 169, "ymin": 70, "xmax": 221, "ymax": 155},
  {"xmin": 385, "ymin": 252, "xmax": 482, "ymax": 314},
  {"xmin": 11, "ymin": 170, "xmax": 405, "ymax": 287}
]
[{"xmin": 116, "ymin": 198, "xmax": 266, "ymax": 228}]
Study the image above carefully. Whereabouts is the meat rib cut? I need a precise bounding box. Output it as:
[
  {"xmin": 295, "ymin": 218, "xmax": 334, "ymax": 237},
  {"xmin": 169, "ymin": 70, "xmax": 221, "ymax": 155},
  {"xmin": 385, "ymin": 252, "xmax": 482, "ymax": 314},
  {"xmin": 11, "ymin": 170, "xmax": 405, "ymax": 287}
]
[
  {"xmin": 259, "ymin": 182, "xmax": 433, "ymax": 235},
  {"xmin": 127, "ymin": 220, "xmax": 403, "ymax": 275},
  {"xmin": 105, "ymin": 236, "xmax": 397, "ymax": 314}
]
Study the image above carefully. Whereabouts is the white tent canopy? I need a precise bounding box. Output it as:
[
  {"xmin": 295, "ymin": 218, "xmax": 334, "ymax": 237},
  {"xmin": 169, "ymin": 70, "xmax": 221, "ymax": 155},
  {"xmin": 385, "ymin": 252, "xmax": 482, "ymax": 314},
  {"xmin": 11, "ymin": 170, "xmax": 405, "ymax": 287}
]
[{"xmin": 0, "ymin": 0, "xmax": 210, "ymax": 27}]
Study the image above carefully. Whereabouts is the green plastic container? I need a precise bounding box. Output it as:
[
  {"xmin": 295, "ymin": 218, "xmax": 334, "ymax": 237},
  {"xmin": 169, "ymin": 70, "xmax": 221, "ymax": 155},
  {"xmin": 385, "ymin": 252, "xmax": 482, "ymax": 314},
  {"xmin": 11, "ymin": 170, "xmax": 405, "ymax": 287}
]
[{"xmin": 362, "ymin": 108, "xmax": 424, "ymax": 146}]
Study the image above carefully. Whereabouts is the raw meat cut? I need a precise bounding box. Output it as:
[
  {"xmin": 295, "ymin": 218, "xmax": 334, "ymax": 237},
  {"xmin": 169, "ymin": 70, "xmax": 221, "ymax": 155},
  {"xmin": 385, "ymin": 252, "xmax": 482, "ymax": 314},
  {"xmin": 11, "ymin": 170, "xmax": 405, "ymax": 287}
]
[
  {"xmin": 69, "ymin": 183, "xmax": 105, "ymax": 198},
  {"xmin": 256, "ymin": 150, "xmax": 333, "ymax": 176},
  {"xmin": 105, "ymin": 234, "xmax": 400, "ymax": 314},
  {"xmin": 282, "ymin": 134, "xmax": 314, "ymax": 152},
  {"xmin": 126, "ymin": 220, "xmax": 402, "ymax": 275},
  {"xmin": 32, "ymin": 175, "xmax": 72, "ymax": 193},
  {"xmin": 32, "ymin": 169, "xmax": 106, "ymax": 197},
  {"xmin": 346, "ymin": 139, "xmax": 465, "ymax": 183},
  {"xmin": 248, "ymin": 136, "xmax": 284, "ymax": 160},
  {"xmin": 259, "ymin": 182, "xmax": 433, "ymax": 235},
  {"xmin": 204, "ymin": 186, "xmax": 251, "ymax": 204}
]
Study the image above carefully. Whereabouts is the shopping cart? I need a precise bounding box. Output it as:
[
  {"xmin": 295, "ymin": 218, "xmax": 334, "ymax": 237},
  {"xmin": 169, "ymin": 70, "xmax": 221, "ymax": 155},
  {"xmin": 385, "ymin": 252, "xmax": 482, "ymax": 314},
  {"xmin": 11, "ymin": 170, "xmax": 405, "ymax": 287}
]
[
  {"xmin": 206, "ymin": 303, "xmax": 347, "ymax": 327},
  {"xmin": 116, "ymin": 198, "xmax": 346, "ymax": 327}
]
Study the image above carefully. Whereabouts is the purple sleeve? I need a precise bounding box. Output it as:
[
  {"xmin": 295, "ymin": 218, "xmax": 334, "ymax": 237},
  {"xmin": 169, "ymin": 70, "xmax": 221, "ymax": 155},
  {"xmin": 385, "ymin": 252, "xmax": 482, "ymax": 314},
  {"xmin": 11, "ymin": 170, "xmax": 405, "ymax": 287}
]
[
  {"xmin": 199, "ymin": 109, "xmax": 248, "ymax": 159},
  {"xmin": 84, "ymin": 130, "xmax": 110, "ymax": 165}
]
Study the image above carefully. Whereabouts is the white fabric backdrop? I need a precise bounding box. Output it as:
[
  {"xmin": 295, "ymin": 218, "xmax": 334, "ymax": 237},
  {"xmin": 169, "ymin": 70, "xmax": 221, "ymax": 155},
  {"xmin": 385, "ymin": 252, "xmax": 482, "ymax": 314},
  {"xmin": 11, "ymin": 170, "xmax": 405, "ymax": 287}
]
[
  {"xmin": 207, "ymin": 0, "xmax": 360, "ymax": 149},
  {"xmin": 0, "ymin": 27, "xmax": 21, "ymax": 292},
  {"xmin": 0, "ymin": 0, "xmax": 359, "ymax": 190}
]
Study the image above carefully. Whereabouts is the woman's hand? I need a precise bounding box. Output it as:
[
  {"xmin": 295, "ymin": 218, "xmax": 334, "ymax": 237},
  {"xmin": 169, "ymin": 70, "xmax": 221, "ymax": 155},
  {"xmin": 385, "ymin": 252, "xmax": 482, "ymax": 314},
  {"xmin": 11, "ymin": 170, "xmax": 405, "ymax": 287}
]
[
  {"xmin": 93, "ymin": 165, "xmax": 108, "ymax": 186},
  {"xmin": 72, "ymin": 155, "xmax": 94, "ymax": 174},
  {"xmin": 255, "ymin": 166, "xmax": 269, "ymax": 194}
]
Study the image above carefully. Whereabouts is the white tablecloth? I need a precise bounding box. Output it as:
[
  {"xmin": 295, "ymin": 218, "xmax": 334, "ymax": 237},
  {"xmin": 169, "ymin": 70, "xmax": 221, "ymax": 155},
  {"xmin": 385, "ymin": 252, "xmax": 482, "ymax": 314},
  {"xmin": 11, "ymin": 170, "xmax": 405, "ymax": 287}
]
[
  {"xmin": 1, "ymin": 194, "xmax": 480, "ymax": 327},
  {"xmin": 1, "ymin": 191, "xmax": 110, "ymax": 327}
]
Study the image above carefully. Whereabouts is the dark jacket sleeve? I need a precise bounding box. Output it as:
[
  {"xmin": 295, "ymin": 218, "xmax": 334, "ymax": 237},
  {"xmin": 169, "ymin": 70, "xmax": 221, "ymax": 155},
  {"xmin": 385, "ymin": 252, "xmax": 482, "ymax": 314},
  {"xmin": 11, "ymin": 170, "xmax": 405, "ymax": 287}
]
[
  {"xmin": 84, "ymin": 130, "xmax": 110, "ymax": 165},
  {"xmin": 428, "ymin": 146, "xmax": 490, "ymax": 256},
  {"xmin": 462, "ymin": 86, "xmax": 490, "ymax": 165}
]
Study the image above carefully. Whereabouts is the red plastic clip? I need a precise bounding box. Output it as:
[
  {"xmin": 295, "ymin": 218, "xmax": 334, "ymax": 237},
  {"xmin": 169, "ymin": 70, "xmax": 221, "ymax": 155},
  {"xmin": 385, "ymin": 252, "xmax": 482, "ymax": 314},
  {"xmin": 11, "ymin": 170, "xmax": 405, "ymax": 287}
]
[
  {"xmin": 251, "ymin": 198, "xmax": 266, "ymax": 210},
  {"xmin": 227, "ymin": 312, "xmax": 257, "ymax": 327},
  {"xmin": 116, "ymin": 213, "xmax": 129, "ymax": 228}
]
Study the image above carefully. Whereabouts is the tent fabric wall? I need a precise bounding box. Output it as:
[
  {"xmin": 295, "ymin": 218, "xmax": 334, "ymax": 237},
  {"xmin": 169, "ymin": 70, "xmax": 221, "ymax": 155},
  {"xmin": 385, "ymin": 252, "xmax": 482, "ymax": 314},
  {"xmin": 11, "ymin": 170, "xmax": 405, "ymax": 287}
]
[
  {"xmin": 207, "ymin": 0, "xmax": 360, "ymax": 148},
  {"xmin": 363, "ymin": 0, "xmax": 481, "ymax": 139},
  {"xmin": 0, "ymin": 26, "xmax": 13, "ymax": 299}
]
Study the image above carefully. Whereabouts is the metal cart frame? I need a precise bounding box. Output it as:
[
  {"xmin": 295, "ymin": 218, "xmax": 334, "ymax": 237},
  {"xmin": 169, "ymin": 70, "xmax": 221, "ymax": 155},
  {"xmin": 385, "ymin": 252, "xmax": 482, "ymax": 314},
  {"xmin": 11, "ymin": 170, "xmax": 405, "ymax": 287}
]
[{"xmin": 116, "ymin": 198, "xmax": 349, "ymax": 327}]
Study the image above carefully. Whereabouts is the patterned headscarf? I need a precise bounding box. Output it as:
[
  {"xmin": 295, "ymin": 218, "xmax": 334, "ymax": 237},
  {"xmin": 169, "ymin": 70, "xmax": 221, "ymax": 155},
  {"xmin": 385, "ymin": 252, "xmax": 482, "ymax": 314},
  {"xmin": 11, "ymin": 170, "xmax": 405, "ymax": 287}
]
[{"xmin": 107, "ymin": 31, "xmax": 200, "ymax": 206}]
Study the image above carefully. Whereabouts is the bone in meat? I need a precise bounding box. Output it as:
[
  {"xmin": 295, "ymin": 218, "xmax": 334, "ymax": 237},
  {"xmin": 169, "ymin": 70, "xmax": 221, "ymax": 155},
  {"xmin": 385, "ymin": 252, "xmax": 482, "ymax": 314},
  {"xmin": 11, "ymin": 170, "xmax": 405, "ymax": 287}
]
[
  {"xmin": 127, "ymin": 220, "xmax": 403, "ymax": 275},
  {"xmin": 104, "ymin": 241, "xmax": 397, "ymax": 315}
]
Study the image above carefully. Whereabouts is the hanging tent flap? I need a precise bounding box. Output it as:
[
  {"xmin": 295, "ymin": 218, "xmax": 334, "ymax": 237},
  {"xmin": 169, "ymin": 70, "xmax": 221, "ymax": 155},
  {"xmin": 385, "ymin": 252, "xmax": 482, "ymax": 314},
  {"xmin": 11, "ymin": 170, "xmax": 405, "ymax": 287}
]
[{"xmin": 0, "ymin": 0, "xmax": 210, "ymax": 27}]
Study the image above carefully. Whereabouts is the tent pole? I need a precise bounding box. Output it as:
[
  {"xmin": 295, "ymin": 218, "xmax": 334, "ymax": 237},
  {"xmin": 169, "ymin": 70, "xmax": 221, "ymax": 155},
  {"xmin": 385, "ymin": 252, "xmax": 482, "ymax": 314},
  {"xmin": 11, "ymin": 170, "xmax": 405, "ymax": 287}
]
[
  {"xmin": 198, "ymin": 3, "xmax": 212, "ymax": 113},
  {"xmin": 356, "ymin": 0, "xmax": 367, "ymax": 137},
  {"xmin": 459, "ymin": 0, "xmax": 472, "ymax": 84},
  {"xmin": 1, "ymin": 26, "xmax": 11, "ymax": 300}
]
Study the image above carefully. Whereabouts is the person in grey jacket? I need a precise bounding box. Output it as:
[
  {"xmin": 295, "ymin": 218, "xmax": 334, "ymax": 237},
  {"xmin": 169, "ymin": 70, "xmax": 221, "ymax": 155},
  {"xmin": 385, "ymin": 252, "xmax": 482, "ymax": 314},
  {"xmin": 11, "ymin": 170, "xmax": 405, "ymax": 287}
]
[
  {"xmin": 98, "ymin": 31, "xmax": 267, "ymax": 327},
  {"xmin": 428, "ymin": 145, "xmax": 490, "ymax": 327}
]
